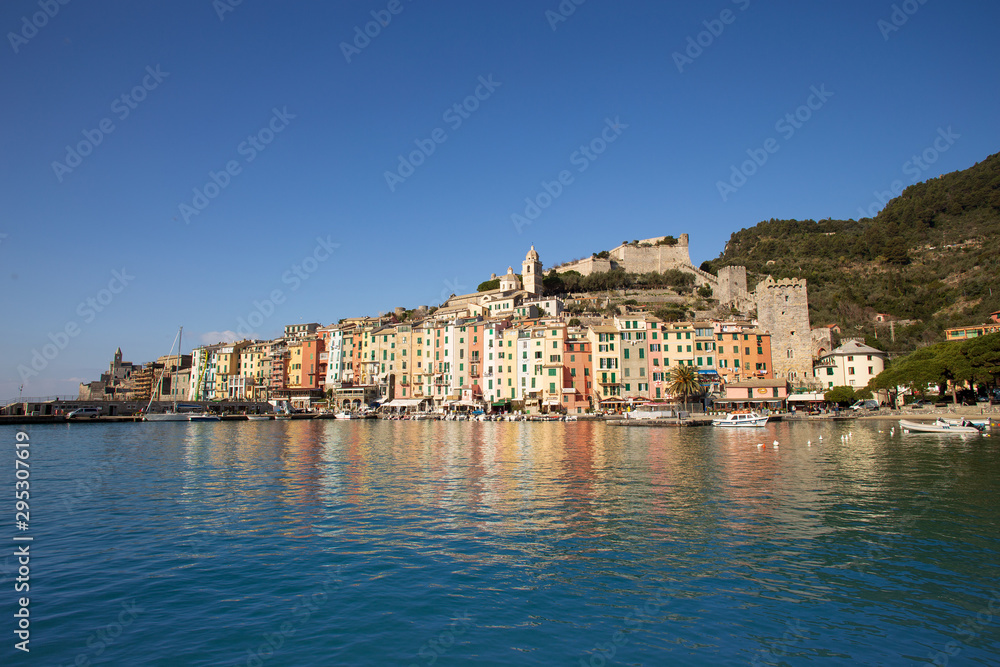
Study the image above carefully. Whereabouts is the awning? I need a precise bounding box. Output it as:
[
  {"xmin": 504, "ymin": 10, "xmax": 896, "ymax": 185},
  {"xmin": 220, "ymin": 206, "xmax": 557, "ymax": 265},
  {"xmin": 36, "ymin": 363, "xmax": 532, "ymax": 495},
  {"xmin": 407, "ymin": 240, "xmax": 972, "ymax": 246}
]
[
  {"xmin": 384, "ymin": 398, "xmax": 427, "ymax": 408},
  {"xmin": 788, "ymin": 393, "xmax": 826, "ymax": 402}
]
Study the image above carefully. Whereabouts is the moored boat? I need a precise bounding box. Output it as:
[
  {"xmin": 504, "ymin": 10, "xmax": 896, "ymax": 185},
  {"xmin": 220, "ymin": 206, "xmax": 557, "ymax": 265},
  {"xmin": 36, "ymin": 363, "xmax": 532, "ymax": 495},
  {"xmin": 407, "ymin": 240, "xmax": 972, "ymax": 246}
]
[
  {"xmin": 899, "ymin": 419, "xmax": 983, "ymax": 434},
  {"xmin": 144, "ymin": 412, "xmax": 189, "ymax": 422},
  {"xmin": 712, "ymin": 410, "xmax": 769, "ymax": 427},
  {"xmin": 143, "ymin": 327, "xmax": 191, "ymax": 422},
  {"xmin": 247, "ymin": 415, "xmax": 272, "ymax": 421}
]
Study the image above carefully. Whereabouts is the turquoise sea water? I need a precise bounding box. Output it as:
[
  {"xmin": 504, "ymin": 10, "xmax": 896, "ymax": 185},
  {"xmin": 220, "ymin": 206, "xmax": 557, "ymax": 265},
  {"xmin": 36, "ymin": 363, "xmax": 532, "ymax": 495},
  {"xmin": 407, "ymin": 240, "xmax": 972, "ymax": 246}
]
[{"xmin": 2, "ymin": 420, "xmax": 999, "ymax": 666}]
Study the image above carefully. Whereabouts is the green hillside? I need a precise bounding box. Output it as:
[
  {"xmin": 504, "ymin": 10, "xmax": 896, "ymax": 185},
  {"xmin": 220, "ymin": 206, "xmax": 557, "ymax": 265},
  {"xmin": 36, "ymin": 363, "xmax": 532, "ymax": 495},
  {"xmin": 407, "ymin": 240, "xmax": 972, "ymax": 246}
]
[{"xmin": 707, "ymin": 151, "xmax": 1000, "ymax": 353}]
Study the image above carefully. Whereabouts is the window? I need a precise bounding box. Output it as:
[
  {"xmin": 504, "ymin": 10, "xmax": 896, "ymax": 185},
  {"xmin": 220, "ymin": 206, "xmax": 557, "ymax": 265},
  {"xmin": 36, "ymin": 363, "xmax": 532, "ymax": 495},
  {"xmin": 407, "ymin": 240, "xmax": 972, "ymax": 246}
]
[
  {"xmin": 848, "ymin": 367, "xmax": 855, "ymax": 375},
  {"xmin": 548, "ymin": 369, "xmax": 557, "ymax": 376}
]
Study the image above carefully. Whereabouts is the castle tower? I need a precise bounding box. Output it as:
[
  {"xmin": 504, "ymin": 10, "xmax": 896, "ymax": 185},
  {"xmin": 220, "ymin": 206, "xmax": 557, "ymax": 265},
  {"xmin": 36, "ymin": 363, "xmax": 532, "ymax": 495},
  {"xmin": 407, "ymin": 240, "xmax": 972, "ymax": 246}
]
[
  {"xmin": 522, "ymin": 245, "xmax": 542, "ymax": 296},
  {"xmin": 754, "ymin": 277, "xmax": 813, "ymax": 385},
  {"xmin": 717, "ymin": 266, "xmax": 748, "ymax": 306}
]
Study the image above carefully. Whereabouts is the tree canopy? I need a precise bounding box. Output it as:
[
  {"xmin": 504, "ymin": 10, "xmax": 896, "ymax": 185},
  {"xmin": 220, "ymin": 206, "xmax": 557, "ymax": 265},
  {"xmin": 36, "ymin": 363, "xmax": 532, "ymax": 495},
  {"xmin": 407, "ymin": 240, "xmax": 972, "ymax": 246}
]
[
  {"xmin": 870, "ymin": 332, "xmax": 1000, "ymax": 399},
  {"xmin": 668, "ymin": 364, "xmax": 702, "ymax": 409}
]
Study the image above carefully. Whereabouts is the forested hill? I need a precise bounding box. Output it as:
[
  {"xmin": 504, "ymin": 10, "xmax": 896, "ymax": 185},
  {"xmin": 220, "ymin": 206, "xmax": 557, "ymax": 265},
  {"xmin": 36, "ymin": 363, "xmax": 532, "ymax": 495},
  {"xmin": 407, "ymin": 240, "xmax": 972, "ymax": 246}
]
[{"xmin": 707, "ymin": 151, "xmax": 1000, "ymax": 353}]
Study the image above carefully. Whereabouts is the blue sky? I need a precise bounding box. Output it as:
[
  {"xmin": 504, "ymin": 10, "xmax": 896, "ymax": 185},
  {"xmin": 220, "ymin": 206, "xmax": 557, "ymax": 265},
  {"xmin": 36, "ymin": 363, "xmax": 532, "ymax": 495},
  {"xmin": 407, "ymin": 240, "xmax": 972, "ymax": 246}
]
[{"xmin": 2, "ymin": 0, "xmax": 998, "ymax": 399}]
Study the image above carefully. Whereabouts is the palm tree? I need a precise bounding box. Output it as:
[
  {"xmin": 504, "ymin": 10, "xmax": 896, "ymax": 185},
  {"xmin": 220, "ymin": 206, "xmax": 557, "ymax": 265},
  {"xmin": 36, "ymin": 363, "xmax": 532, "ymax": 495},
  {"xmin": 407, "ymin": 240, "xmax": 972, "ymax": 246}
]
[{"xmin": 667, "ymin": 364, "xmax": 701, "ymax": 412}]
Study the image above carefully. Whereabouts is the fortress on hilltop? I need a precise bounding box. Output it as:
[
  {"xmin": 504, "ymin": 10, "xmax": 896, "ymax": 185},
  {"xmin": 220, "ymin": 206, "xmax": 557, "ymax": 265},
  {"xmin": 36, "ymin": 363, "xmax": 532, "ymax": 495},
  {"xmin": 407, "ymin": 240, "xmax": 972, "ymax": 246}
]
[{"xmin": 554, "ymin": 234, "xmax": 711, "ymax": 281}]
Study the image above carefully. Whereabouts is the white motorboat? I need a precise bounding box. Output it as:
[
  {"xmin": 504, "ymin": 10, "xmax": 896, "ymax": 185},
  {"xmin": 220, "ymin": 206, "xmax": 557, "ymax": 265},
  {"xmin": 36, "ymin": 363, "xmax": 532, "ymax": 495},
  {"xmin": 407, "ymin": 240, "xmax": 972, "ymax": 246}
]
[
  {"xmin": 712, "ymin": 410, "xmax": 769, "ymax": 427},
  {"xmin": 247, "ymin": 415, "xmax": 272, "ymax": 421},
  {"xmin": 899, "ymin": 419, "xmax": 983, "ymax": 434},
  {"xmin": 335, "ymin": 412, "xmax": 358, "ymax": 419}
]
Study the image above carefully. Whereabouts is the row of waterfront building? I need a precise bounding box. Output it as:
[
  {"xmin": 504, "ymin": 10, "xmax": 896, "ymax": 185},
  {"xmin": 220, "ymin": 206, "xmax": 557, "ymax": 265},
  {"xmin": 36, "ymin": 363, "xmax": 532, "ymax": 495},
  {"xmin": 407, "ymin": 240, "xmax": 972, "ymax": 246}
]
[{"xmin": 78, "ymin": 244, "xmax": 890, "ymax": 413}]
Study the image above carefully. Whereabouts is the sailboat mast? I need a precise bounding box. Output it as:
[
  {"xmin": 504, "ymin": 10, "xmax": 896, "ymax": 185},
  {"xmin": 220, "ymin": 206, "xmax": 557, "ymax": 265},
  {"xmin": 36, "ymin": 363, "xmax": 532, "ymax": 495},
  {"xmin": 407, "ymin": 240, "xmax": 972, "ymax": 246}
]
[{"xmin": 176, "ymin": 326, "xmax": 182, "ymax": 411}]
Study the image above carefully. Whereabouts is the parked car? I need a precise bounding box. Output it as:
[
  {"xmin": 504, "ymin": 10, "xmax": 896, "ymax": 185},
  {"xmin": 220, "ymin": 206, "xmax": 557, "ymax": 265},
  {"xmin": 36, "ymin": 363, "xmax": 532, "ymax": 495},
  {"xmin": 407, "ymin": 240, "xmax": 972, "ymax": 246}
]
[
  {"xmin": 850, "ymin": 400, "xmax": 879, "ymax": 411},
  {"xmin": 66, "ymin": 407, "xmax": 101, "ymax": 419}
]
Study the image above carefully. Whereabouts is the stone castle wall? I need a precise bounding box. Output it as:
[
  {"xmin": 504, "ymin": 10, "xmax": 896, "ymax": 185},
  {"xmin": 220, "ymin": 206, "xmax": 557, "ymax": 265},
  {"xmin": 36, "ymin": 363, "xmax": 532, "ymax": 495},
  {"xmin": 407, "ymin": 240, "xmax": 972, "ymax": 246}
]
[
  {"xmin": 610, "ymin": 234, "xmax": 693, "ymax": 274},
  {"xmin": 754, "ymin": 277, "xmax": 815, "ymax": 385},
  {"xmin": 555, "ymin": 233, "xmax": 696, "ymax": 277},
  {"xmin": 554, "ymin": 256, "xmax": 613, "ymax": 276}
]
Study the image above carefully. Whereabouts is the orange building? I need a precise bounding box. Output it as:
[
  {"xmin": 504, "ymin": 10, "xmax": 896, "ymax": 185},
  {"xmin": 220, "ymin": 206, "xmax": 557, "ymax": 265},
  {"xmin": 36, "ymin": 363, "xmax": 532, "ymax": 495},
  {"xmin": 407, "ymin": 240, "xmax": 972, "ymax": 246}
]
[
  {"xmin": 561, "ymin": 331, "xmax": 592, "ymax": 413},
  {"xmin": 714, "ymin": 325, "xmax": 773, "ymax": 385}
]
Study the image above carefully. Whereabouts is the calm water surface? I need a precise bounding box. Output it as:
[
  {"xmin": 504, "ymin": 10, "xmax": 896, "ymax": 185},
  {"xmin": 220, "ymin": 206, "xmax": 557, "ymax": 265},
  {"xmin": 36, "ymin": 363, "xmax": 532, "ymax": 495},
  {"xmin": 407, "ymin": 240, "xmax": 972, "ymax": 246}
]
[{"xmin": 2, "ymin": 420, "xmax": 999, "ymax": 665}]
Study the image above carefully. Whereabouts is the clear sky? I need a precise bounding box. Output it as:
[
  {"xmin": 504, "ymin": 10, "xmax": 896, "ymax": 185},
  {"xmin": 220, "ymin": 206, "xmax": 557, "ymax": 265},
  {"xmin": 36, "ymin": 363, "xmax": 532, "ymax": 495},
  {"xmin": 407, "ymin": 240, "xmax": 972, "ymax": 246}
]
[{"xmin": 2, "ymin": 0, "xmax": 999, "ymax": 399}]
